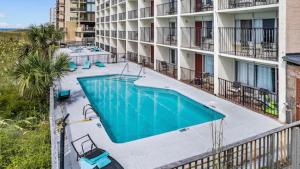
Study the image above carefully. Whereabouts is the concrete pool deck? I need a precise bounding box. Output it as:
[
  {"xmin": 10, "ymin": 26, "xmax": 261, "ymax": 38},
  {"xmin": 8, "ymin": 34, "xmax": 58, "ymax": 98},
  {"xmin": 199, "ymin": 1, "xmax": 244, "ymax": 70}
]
[{"xmin": 55, "ymin": 62, "xmax": 282, "ymax": 169}]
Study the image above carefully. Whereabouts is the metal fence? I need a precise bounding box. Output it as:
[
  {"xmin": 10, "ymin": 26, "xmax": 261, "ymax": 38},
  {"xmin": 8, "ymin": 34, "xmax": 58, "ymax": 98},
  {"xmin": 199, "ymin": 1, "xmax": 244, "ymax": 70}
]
[
  {"xmin": 159, "ymin": 121, "xmax": 300, "ymax": 169},
  {"xmin": 157, "ymin": 1, "xmax": 177, "ymax": 16},
  {"xmin": 140, "ymin": 6, "xmax": 153, "ymax": 18},
  {"xmin": 219, "ymin": 27, "xmax": 278, "ymax": 61},
  {"xmin": 157, "ymin": 27, "xmax": 177, "ymax": 46},
  {"xmin": 181, "ymin": 27, "xmax": 214, "ymax": 51},
  {"xmin": 127, "ymin": 51, "xmax": 138, "ymax": 63},
  {"xmin": 219, "ymin": 0, "xmax": 278, "ymax": 10},
  {"xmin": 156, "ymin": 60, "xmax": 178, "ymax": 79},
  {"xmin": 181, "ymin": 0, "xmax": 213, "ymax": 13},
  {"xmin": 140, "ymin": 27, "xmax": 154, "ymax": 43},
  {"xmin": 128, "ymin": 9, "xmax": 138, "ymax": 19},
  {"xmin": 119, "ymin": 12, "xmax": 126, "ymax": 20},
  {"xmin": 219, "ymin": 78, "xmax": 279, "ymax": 117},
  {"xmin": 128, "ymin": 31, "xmax": 138, "ymax": 41},
  {"xmin": 140, "ymin": 55, "xmax": 154, "ymax": 69},
  {"xmin": 181, "ymin": 67, "xmax": 214, "ymax": 93}
]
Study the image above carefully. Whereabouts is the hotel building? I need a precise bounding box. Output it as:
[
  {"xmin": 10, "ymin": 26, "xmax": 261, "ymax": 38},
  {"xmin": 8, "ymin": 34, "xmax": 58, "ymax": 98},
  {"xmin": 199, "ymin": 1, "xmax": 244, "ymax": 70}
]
[
  {"xmin": 55, "ymin": 0, "xmax": 96, "ymax": 44},
  {"xmin": 95, "ymin": 0, "xmax": 300, "ymax": 123}
]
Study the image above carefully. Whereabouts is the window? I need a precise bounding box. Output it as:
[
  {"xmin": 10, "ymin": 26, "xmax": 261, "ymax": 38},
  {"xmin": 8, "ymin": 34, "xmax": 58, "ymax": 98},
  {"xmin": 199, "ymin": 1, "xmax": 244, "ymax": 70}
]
[
  {"xmin": 169, "ymin": 49, "xmax": 177, "ymax": 65},
  {"xmin": 204, "ymin": 55, "xmax": 214, "ymax": 75},
  {"xmin": 263, "ymin": 19, "xmax": 275, "ymax": 43},
  {"xmin": 235, "ymin": 60, "xmax": 276, "ymax": 92},
  {"xmin": 206, "ymin": 21, "xmax": 213, "ymax": 39}
]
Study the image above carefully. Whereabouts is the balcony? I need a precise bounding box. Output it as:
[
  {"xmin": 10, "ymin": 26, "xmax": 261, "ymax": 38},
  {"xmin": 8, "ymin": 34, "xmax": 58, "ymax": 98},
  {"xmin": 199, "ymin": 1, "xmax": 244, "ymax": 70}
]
[
  {"xmin": 139, "ymin": 55, "xmax": 154, "ymax": 69},
  {"xmin": 82, "ymin": 37, "xmax": 95, "ymax": 43},
  {"xmin": 157, "ymin": 27, "xmax": 177, "ymax": 46},
  {"xmin": 181, "ymin": 68, "xmax": 214, "ymax": 93},
  {"xmin": 111, "ymin": 47, "xmax": 117, "ymax": 54},
  {"xmin": 119, "ymin": 12, "xmax": 126, "ymax": 20},
  {"xmin": 128, "ymin": 31, "xmax": 138, "ymax": 41},
  {"xmin": 219, "ymin": 0, "xmax": 278, "ymax": 10},
  {"xmin": 105, "ymin": 0, "xmax": 110, "ymax": 7},
  {"xmin": 181, "ymin": 27, "xmax": 214, "ymax": 51},
  {"xmin": 105, "ymin": 16, "xmax": 110, "ymax": 22},
  {"xmin": 157, "ymin": 1, "xmax": 177, "ymax": 16},
  {"xmin": 128, "ymin": 9, "xmax": 138, "ymax": 19},
  {"xmin": 127, "ymin": 52, "xmax": 138, "ymax": 63},
  {"xmin": 219, "ymin": 27, "xmax": 278, "ymax": 61},
  {"xmin": 118, "ymin": 31, "xmax": 126, "ymax": 39},
  {"xmin": 140, "ymin": 6, "xmax": 153, "ymax": 18},
  {"xmin": 111, "ymin": 14, "xmax": 117, "ymax": 21},
  {"xmin": 156, "ymin": 60, "xmax": 178, "ymax": 79},
  {"xmin": 111, "ymin": 0, "xmax": 118, "ymax": 6},
  {"xmin": 219, "ymin": 78, "xmax": 278, "ymax": 117},
  {"xmin": 82, "ymin": 27, "xmax": 95, "ymax": 32},
  {"xmin": 140, "ymin": 27, "xmax": 154, "ymax": 43},
  {"xmin": 101, "ymin": 3, "xmax": 105, "ymax": 9},
  {"xmin": 119, "ymin": 0, "xmax": 125, "ymax": 3},
  {"xmin": 100, "ymin": 30, "xmax": 104, "ymax": 36},
  {"xmin": 181, "ymin": 0, "xmax": 213, "ymax": 13},
  {"xmin": 111, "ymin": 30, "xmax": 117, "ymax": 38},
  {"xmin": 105, "ymin": 30, "xmax": 110, "ymax": 37},
  {"xmin": 100, "ymin": 17, "xmax": 104, "ymax": 22}
]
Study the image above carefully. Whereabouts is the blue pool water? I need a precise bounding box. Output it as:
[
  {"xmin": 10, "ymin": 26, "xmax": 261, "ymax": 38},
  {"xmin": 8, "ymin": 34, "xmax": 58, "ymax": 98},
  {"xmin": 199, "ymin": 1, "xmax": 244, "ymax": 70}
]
[{"xmin": 78, "ymin": 75, "xmax": 225, "ymax": 143}]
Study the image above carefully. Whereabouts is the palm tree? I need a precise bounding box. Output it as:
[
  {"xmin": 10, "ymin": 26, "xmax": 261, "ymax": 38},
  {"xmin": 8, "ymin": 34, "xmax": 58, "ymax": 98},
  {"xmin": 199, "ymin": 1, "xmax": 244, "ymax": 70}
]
[
  {"xmin": 27, "ymin": 24, "xmax": 63, "ymax": 58},
  {"xmin": 14, "ymin": 52, "xmax": 69, "ymax": 99}
]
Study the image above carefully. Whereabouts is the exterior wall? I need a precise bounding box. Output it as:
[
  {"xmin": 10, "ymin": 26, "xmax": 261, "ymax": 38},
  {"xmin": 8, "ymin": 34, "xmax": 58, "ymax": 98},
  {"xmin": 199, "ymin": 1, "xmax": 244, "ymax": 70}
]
[{"xmin": 286, "ymin": 0, "xmax": 300, "ymax": 53}]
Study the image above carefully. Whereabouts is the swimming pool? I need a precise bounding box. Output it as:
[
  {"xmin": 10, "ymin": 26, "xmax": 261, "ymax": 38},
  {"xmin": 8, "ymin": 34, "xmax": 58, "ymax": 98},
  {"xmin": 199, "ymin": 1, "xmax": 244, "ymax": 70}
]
[{"xmin": 78, "ymin": 75, "xmax": 225, "ymax": 143}]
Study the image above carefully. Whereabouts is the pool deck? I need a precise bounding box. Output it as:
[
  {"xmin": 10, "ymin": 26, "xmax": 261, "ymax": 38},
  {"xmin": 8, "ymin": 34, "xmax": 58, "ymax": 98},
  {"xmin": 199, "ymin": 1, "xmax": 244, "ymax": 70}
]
[{"xmin": 56, "ymin": 62, "xmax": 283, "ymax": 169}]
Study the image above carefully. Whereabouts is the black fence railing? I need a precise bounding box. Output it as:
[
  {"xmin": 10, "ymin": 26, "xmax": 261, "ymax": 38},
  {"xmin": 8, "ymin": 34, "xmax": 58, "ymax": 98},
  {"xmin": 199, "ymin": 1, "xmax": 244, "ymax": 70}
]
[
  {"xmin": 105, "ymin": 30, "xmax": 110, "ymax": 37},
  {"xmin": 105, "ymin": 16, "xmax": 110, "ymax": 22},
  {"xmin": 160, "ymin": 121, "xmax": 300, "ymax": 169},
  {"xmin": 100, "ymin": 17, "xmax": 104, "ymax": 22},
  {"xmin": 128, "ymin": 31, "xmax": 138, "ymax": 41},
  {"xmin": 118, "ymin": 31, "xmax": 126, "ymax": 39},
  {"xmin": 157, "ymin": 1, "xmax": 177, "ymax": 16},
  {"xmin": 219, "ymin": 0, "xmax": 279, "ymax": 10},
  {"xmin": 219, "ymin": 27, "xmax": 278, "ymax": 61},
  {"xmin": 128, "ymin": 9, "xmax": 138, "ymax": 19},
  {"xmin": 100, "ymin": 30, "xmax": 104, "ymax": 36},
  {"xmin": 181, "ymin": 0, "xmax": 213, "ymax": 13},
  {"xmin": 156, "ymin": 60, "xmax": 178, "ymax": 79},
  {"xmin": 111, "ymin": 14, "xmax": 117, "ymax": 21},
  {"xmin": 181, "ymin": 27, "xmax": 214, "ymax": 51},
  {"xmin": 181, "ymin": 67, "xmax": 214, "ymax": 93},
  {"xmin": 140, "ymin": 27, "xmax": 154, "ymax": 43},
  {"xmin": 219, "ymin": 78, "xmax": 278, "ymax": 117},
  {"xmin": 157, "ymin": 27, "xmax": 177, "ymax": 46},
  {"xmin": 119, "ymin": 12, "xmax": 126, "ymax": 20},
  {"xmin": 111, "ymin": 30, "xmax": 117, "ymax": 38},
  {"xmin": 100, "ymin": 3, "xmax": 105, "ymax": 9},
  {"xmin": 127, "ymin": 51, "xmax": 138, "ymax": 63},
  {"xmin": 111, "ymin": 0, "xmax": 118, "ymax": 6},
  {"xmin": 140, "ymin": 6, "xmax": 153, "ymax": 18},
  {"xmin": 139, "ymin": 55, "xmax": 154, "ymax": 69}
]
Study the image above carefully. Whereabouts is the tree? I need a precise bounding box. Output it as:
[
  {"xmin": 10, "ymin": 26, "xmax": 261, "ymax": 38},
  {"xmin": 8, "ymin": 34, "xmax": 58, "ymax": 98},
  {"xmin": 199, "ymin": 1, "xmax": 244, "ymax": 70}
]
[{"xmin": 14, "ymin": 52, "xmax": 69, "ymax": 99}]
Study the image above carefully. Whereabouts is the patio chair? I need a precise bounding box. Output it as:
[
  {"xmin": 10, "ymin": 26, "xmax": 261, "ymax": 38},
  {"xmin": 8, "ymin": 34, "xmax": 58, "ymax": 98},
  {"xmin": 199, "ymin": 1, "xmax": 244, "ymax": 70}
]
[
  {"xmin": 83, "ymin": 59, "xmax": 91, "ymax": 69},
  {"xmin": 228, "ymin": 81, "xmax": 241, "ymax": 97},
  {"xmin": 160, "ymin": 61, "xmax": 169, "ymax": 73},
  {"xmin": 71, "ymin": 134, "xmax": 124, "ymax": 169},
  {"xmin": 69, "ymin": 61, "xmax": 77, "ymax": 71},
  {"xmin": 95, "ymin": 61, "xmax": 105, "ymax": 67}
]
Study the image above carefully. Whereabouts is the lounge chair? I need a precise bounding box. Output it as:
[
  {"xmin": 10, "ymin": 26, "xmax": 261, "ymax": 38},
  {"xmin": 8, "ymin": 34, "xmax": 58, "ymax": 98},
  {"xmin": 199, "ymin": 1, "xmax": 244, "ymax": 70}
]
[
  {"xmin": 69, "ymin": 61, "xmax": 77, "ymax": 71},
  {"xmin": 71, "ymin": 134, "xmax": 123, "ymax": 169},
  {"xmin": 83, "ymin": 59, "xmax": 91, "ymax": 69},
  {"xmin": 95, "ymin": 61, "xmax": 105, "ymax": 67},
  {"xmin": 57, "ymin": 90, "xmax": 70, "ymax": 100}
]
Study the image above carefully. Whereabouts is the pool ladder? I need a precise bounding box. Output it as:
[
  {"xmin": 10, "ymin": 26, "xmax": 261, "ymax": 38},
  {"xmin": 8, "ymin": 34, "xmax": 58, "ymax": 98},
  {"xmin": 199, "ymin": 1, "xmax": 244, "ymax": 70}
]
[
  {"xmin": 82, "ymin": 104, "xmax": 95, "ymax": 120},
  {"xmin": 120, "ymin": 63, "xmax": 129, "ymax": 78}
]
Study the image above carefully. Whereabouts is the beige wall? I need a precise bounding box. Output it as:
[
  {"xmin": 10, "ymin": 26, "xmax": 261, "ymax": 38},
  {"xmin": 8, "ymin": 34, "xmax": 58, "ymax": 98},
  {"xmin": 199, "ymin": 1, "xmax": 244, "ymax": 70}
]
[
  {"xmin": 286, "ymin": 64, "xmax": 300, "ymax": 122},
  {"xmin": 286, "ymin": 0, "xmax": 300, "ymax": 53}
]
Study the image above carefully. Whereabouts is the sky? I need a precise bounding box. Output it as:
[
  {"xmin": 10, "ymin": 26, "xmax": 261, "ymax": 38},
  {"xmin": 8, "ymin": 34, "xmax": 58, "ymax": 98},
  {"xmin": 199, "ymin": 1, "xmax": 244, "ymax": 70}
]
[{"xmin": 0, "ymin": 0, "xmax": 54, "ymax": 28}]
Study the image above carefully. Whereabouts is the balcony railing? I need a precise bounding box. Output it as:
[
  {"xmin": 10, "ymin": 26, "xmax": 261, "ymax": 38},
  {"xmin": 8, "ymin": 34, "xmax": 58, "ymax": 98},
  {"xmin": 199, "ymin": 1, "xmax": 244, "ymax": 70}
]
[
  {"xmin": 119, "ymin": 0, "xmax": 125, "ymax": 3},
  {"xmin": 128, "ymin": 9, "xmax": 138, "ymax": 19},
  {"xmin": 156, "ymin": 60, "xmax": 178, "ymax": 79},
  {"xmin": 101, "ymin": 3, "xmax": 105, "ymax": 9},
  {"xmin": 119, "ymin": 12, "xmax": 126, "ymax": 20},
  {"xmin": 82, "ymin": 27, "xmax": 95, "ymax": 32},
  {"xmin": 111, "ymin": 14, "xmax": 117, "ymax": 21},
  {"xmin": 181, "ymin": 67, "xmax": 214, "ymax": 93},
  {"xmin": 118, "ymin": 31, "xmax": 126, "ymax": 39},
  {"xmin": 105, "ymin": 16, "xmax": 110, "ymax": 22},
  {"xmin": 157, "ymin": 1, "xmax": 177, "ymax": 16},
  {"xmin": 219, "ymin": 78, "xmax": 278, "ymax": 117},
  {"xmin": 219, "ymin": 0, "xmax": 278, "ymax": 10},
  {"xmin": 111, "ymin": 47, "xmax": 117, "ymax": 54},
  {"xmin": 100, "ymin": 17, "xmax": 104, "ymax": 22},
  {"xmin": 105, "ymin": 30, "xmax": 110, "ymax": 37},
  {"xmin": 127, "ymin": 52, "xmax": 138, "ymax": 63},
  {"xmin": 111, "ymin": 0, "xmax": 118, "ymax": 6},
  {"xmin": 105, "ymin": 0, "xmax": 110, "ymax": 7},
  {"xmin": 100, "ymin": 30, "xmax": 104, "ymax": 36},
  {"xmin": 219, "ymin": 27, "xmax": 278, "ymax": 61},
  {"xmin": 181, "ymin": 27, "xmax": 214, "ymax": 51},
  {"xmin": 140, "ymin": 27, "xmax": 154, "ymax": 43},
  {"xmin": 140, "ymin": 6, "xmax": 153, "ymax": 18},
  {"xmin": 128, "ymin": 31, "xmax": 138, "ymax": 41},
  {"xmin": 82, "ymin": 37, "xmax": 95, "ymax": 43},
  {"xmin": 111, "ymin": 30, "xmax": 117, "ymax": 38},
  {"xmin": 157, "ymin": 27, "xmax": 177, "ymax": 46},
  {"xmin": 181, "ymin": 0, "xmax": 213, "ymax": 13},
  {"xmin": 139, "ymin": 55, "xmax": 154, "ymax": 69}
]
